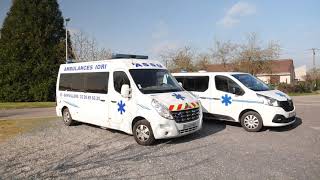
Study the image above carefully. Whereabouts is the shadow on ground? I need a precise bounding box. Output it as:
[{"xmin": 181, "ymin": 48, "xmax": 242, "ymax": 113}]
[
  {"xmin": 71, "ymin": 118, "xmax": 226, "ymax": 145},
  {"xmin": 160, "ymin": 118, "xmax": 226, "ymax": 144},
  {"xmin": 69, "ymin": 116, "xmax": 301, "ymax": 146}
]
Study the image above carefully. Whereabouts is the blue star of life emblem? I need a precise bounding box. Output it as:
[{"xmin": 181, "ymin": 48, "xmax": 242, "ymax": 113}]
[
  {"xmin": 221, "ymin": 94, "xmax": 232, "ymax": 106},
  {"xmin": 117, "ymin": 100, "xmax": 126, "ymax": 115},
  {"xmin": 172, "ymin": 93, "xmax": 185, "ymax": 100}
]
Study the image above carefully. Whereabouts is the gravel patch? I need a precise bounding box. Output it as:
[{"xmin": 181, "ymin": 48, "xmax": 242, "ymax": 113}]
[{"xmin": 0, "ymin": 97, "xmax": 320, "ymax": 179}]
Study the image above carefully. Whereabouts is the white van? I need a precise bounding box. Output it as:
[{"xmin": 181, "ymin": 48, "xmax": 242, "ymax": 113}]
[
  {"xmin": 56, "ymin": 54, "xmax": 202, "ymax": 145},
  {"xmin": 173, "ymin": 72, "xmax": 296, "ymax": 132}
]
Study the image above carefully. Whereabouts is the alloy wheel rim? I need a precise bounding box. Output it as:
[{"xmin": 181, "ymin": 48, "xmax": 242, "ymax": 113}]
[
  {"xmin": 244, "ymin": 115, "xmax": 259, "ymax": 129},
  {"xmin": 64, "ymin": 111, "xmax": 70, "ymax": 123},
  {"xmin": 136, "ymin": 125, "xmax": 150, "ymax": 142}
]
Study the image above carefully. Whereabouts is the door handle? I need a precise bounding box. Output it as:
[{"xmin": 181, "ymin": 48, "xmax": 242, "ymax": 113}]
[
  {"xmin": 111, "ymin": 100, "xmax": 117, "ymax": 103},
  {"xmin": 100, "ymin": 99, "xmax": 105, "ymax": 102}
]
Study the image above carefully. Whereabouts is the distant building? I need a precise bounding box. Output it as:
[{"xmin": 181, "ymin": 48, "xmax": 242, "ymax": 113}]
[
  {"xmin": 294, "ymin": 65, "xmax": 307, "ymax": 81},
  {"xmin": 206, "ymin": 59, "xmax": 295, "ymax": 84}
]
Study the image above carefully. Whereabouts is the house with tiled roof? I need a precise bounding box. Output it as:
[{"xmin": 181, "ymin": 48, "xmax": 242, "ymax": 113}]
[{"xmin": 205, "ymin": 59, "xmax": 295, "ymax": 84}]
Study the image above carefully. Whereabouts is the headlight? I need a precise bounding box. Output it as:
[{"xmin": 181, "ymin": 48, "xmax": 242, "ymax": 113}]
[
  {"xmin": 151, "ymin": 99, "xmax": 174, "ymax": 120},
  {"xmin": 257, "ymin": 94, "xmax": 279, "ymax": 107}
]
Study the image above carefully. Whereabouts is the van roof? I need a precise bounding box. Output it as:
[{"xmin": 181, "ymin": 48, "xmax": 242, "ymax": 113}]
[
  {"xmin": 172, "ymin": 72, "xmax": 249, "ymax": 76},
  {"xmin": 59, "ymin": 58, "xmax": 166, "ymax": 73}
]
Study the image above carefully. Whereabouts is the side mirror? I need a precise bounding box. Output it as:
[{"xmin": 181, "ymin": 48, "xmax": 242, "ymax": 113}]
[
  {"xmin": 121, "ymin": 84, "xmax": 131, "ymax": 98},
  {"xmin": 178, "ymin": 82, "xmax": 183, "ymax": 87},
  {"xmin": 232, "ymin": 87, "xmax": 243, "ymax": 96}
]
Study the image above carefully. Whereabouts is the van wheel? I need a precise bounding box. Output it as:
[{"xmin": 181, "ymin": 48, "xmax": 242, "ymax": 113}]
[
  {"xmin": 240, "ymin": 111, "xmax": 263, "ymax": 132},
  {"xmin": 133, "ymin": 119, "xmax": 155, "ymax": 146},
  {"xmin": 62, "ymin": 108, "xmax": 74, "ymax": 126}
]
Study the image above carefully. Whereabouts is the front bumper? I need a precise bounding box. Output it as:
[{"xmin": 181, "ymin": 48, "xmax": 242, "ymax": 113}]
[
  {"xmin": 272, "ymin": 114, "xmax": 296, "ymax": 124},
  {"xmin": 151, "ymin": 115, "xmax": 203, "ymax": 139},
  {"xmin": 260, "ymin": 105, "xmax": 296, "ymax": 127}
]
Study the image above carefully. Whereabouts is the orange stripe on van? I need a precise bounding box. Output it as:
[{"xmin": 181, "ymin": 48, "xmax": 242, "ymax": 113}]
[{"xmin": 169, "ymin": 101, "xmax": 200, "ymax": 111}]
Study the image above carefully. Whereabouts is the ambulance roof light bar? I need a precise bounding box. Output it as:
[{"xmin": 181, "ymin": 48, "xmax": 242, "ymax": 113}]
[{"xmin": 112, "ymin": 53, "xmax": 148, "ymax": 59}]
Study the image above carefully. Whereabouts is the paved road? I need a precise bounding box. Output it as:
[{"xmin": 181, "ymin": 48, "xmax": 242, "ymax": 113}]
[
  {"xmin": 0, "ymin": 107, "xmax": 56, "ymax": 120},
  {"xmin": 0, "ymin": 95, "xmax": 319, "ymax": 179}
]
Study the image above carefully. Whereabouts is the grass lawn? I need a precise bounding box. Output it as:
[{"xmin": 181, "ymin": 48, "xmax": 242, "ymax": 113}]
[
  {"xmin": 0, "ymin": 117, "xmax": 57, "ymax": 143},
  {"xmin": 0, "ymin": 102, "xmax": 55, "ymax": 110}
]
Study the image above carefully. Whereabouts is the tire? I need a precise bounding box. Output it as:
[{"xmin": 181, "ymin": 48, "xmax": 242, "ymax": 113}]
[
  {"xmin": 133, "ymin": 119, "xmax": 156, "ymax": 146},
  {"xmin": 240, "ymin": 111, "xmax": 263, "ymax": 132},
  {"xmin": 62, "ymin": 108, "xmax": 74, "ymax": 126}
]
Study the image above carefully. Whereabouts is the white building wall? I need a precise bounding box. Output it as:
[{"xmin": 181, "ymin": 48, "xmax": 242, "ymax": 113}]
[
  {"xmin": 257, "ymin": 76, "xmax": 270, "ymax": 84},
  {"xmin": 295, "ymin": 65, "xmax": 307, "ymax": 81},
  {"xmin": 280, "ymin": 75, "xmax": 291, "ymax": 84}
]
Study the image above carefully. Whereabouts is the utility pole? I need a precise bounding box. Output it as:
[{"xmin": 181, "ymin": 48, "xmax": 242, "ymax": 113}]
[
  {"xmin": 65, "ymin": 18, "xmax": 70, "ymax": 63},
  {"xmin": 307, "ymin": 48, "xmax": 320, "ymax": 89},
  {"xmin": 307, "ymin": 48, "xmax": 320, "ymax": 70}
]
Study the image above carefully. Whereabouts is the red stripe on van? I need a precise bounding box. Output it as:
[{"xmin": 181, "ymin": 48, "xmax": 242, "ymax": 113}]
[
  {"xmin": 169, "ymin": 105, "xmax": 174, "ymax": 111},
  {"xmin": 177, "ymin": 104, "xmax": 182, "ymax": 110}
]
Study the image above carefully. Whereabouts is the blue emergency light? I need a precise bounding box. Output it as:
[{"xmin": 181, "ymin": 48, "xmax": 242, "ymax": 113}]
[{"xmin": 112, "ymin": 54, "xmax": 148, "ymax": 59}]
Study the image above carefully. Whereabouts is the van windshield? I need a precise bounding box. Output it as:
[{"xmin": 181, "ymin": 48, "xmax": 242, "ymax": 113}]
[
  {"xmin": 232, "ymin": 74, "xmax": 271, "ymax": 91},
  {"xmin": 129, "ymin": 69, "xmax": 183, "ymax": 94}
]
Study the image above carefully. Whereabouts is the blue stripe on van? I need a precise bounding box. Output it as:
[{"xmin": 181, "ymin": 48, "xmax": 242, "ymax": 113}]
[
  {"xmin": 232, "ymin": 99, "xmax": 263, "ymax": 104},
  {"xmin": 200, "ymin": 96, "xmax": 263, "ymax": 104}
]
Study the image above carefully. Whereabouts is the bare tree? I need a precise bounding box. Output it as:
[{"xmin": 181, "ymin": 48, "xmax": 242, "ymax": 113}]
[
  {"xmin": 211, "ymin": 40, "xmax": 239, "ymax": 67},
  {"xmin": 195, "ymin": 53, "xmax": 211, "ymax": 71},
  {"xmin": 160, "ymin": 47, "xmax": 196, "ymax": 72},
  {"xmin": 71, "ymin": 31, "xmax": 112, "ymax": 62},
  {"xmin": 235, "ymin": 32, "xmax": 281, "ymax": 75}
]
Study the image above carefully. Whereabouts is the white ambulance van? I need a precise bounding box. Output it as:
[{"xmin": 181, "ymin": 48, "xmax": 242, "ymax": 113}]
[
  {"xmin": 56, "ymin": 54, "xmax": 202, "ymax": 145},
  {"xmin": 173, "ymin": 72, "xmax": 296, "ymax": 132}
]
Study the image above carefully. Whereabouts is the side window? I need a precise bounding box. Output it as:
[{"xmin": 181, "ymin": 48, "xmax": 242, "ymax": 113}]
[
  {"xmin": 215, "ymin": 76, "xmax": 229, "ymax": 92},
  {"xmin": 85, "ymin": 72, "xmax": 109, "ymax": 94},
  {"xmin": 113, "ymin": 71, "xmax": 130, "ymax": 93},
  {"xmin": 177, "ymin": 76, "xmax": 209, "ymax": 92},
  {"xmin": 71, "ymin": 73, "xmax": 85, "ymax": 92},
  {"xmin": 59, "ymin": 73, "xmax": 85, "ymax": 91},
  {"xmin": 215, "ymin": 75, "xmax": 243, "ymax": 94},
  {"xmin": 59, "ymin": 74, "xmax": 72, "ymax": 91},
  {"xmin": 175, "ymin": 77, "xmax": 184, "ymax": 86},
  {"xmin": 59, "ymin": 73, "xmax": 109, "ymax": 94}
]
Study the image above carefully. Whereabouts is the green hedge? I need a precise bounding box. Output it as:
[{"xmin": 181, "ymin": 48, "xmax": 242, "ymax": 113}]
[{"xmin": 276, "ymin": 82, "xmax": 315, "ymax": 93}]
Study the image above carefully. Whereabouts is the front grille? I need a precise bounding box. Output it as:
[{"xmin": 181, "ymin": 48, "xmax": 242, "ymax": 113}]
[
  {"xmin": 171, "ymin": 108, "xmax": 200, "ymax": 123},
  {"xmin": 279, "ymin": 100, "xmax": 294, "ymax": 112},
  {"xmin": 179, "ymin": 126, "xmax": 198, "ymax": 134}
]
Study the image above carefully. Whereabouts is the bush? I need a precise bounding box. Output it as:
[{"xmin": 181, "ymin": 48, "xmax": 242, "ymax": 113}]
[{"xmin": 276, "ymin": 82, "xmax": 312, "ymax": 93}]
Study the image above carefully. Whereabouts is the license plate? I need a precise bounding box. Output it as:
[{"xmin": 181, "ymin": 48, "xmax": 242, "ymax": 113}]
[
  {"xmin": 289, "ymin": 111, "xmax": 296, "ymax": 117},
  {"xmin": 183, "ymin": 121, "xmax": 197, "ymax": 129}
]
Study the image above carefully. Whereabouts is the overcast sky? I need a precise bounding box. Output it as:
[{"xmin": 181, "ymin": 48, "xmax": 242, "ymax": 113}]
[{"xmin": 1, "ymin": 0, "xmax": 319, "ymax": 68}]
